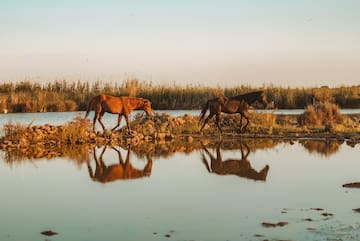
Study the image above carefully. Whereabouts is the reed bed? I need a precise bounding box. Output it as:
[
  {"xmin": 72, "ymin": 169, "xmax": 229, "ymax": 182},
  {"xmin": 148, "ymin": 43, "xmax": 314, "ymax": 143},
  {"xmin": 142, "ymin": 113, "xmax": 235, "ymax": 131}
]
[{"xmin": 0, "ymin": 80, "xmax": 358, "ymax": 113}]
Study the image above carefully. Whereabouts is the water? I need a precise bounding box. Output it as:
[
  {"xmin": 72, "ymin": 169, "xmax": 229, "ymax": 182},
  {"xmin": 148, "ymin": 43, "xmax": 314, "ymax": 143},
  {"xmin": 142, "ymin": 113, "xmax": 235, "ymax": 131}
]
[
  {"xmin": 0, "ymin": 111, "xmax": 359, "ymax": 241},
  {"xmin": 0, "ymin": 108, "xmax": 359, "ymax": 129}
]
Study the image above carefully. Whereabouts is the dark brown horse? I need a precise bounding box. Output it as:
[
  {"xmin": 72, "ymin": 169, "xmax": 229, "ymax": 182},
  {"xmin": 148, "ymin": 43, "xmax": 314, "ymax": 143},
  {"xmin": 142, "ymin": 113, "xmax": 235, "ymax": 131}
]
[
  {"xmin": 200, "ymin": 142, "xmax": 269, "ymax": 181},
  {"xmin": 84, "ymin": 94, "xmax": 153, "ymax": 132},
  {"xmin": 87, "ymin": 145, "xmax": 152, "ymax": 183},
  {"xmin": 199, "ymin": 90, "xmax": 268, "ymax": 133}
]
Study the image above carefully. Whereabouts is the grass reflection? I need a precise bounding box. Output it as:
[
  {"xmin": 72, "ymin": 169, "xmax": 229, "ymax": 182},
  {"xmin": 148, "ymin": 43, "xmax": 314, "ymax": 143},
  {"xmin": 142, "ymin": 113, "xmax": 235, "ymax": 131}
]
[
  {"xmin": 300, "ymin": 140, "xmax": 342, "ymax": 157},
  {"xmin": 0, "ymin": 138, "xmax": 280, "ymax": 166},
  {"xmin": 0, "ymin": 138, "xmax": 346, "ymax": 177}
]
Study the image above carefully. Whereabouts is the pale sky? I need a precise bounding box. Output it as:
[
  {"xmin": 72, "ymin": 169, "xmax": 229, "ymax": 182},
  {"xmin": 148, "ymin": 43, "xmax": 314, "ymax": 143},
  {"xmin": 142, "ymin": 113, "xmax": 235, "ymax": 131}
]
[{"xmin": 1, "ymin": 0, "xmax": 359, "ymax": 87}]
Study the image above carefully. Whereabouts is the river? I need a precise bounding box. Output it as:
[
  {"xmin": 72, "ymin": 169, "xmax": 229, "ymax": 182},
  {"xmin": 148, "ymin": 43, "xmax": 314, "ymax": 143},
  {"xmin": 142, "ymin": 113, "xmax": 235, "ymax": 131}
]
[{"xmin": 0, "ymin": 108, "xmax": 360, "ymax": 128}]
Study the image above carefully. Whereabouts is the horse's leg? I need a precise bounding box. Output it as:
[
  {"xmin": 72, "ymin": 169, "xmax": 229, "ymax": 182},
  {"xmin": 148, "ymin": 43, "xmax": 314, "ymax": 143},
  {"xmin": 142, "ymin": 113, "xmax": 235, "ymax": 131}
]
[
  {"xmin": 242, "ymin": 112, "xmax": 250, "ymax": 132},
  {"xmin": 200, "ymin": 143, "xmax": 213, "ymax": 173},
  {"xmin": 92, "ymin": 113, "xmax": 97, "ymax": 132},
  {"xmin": 97, "ymin": 145, "xmax": 108, "ymax": 170},
  {"xmin": 97, "ymin": 110, "xmax": 106, "ymax": 131},
  {"xmin": 93, "ymin": 107, "xmax": 101, "ymax": 132},
  {"xmin": 215, "ymin": 113, "xmax": 223, "ymax": 134},
  {"xmin": 111, "ymin": 146, "xmax": 124, "ymax": 165},
  {"xmin": 200, "ymin": 113, "xmax": 214, "ymax": 132},
  {"xmin": 239, "ymin": 114, "xmax": 243, "ymax": 132},
  {"xmin": 124, "ymin": 114, "xmax": 131, "ymax": 134},
  {"xmin": 111, "ymin": 114, "xmax": 123, "ymax": 131},
  {"xmin": 87, "ymin": 149, "xmax": 95, "ymax": 178}
]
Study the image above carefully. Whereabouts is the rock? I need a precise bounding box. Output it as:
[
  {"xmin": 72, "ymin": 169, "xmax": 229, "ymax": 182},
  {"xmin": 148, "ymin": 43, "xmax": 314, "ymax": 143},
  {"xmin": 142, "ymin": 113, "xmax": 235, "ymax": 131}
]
[
  {"xmin": 343, "ymin": 182, "xmax": 360, "ymax": 188},
  {"xmin": 261, "ymin": 221, "xmax": 288, "ymax": 228},
  {"xmin": 176, "ymin": 118, "xmax": 185, "ymax": 125},
  {"xmin": 3, "ymin": 140, "xmax": 12, "ymax": 145},
  {"xmin": 137, "ymin": 133, "xmax": 144, "ymax": 140},
  {"xmin": 183, "ymin": 114, "xmax": 193, "ymax": 120},
  {"xmin": 144, "ymin": 136, "xmax": 153, "ymax": 142},
  {"xmin": 41, "ymin": 230, "xmax": 58, "ymax": 236},
  {"xmin": 321, "ymin": 213, "xmax": 333, "ymax": 217},
  {"xmin": 155, "ymin": 133, "xmax": 166, "ymax": 141},
  {"xmin": 95, "ymin": 137, "xmax": 106, "ymax": 145},
  {"xmin": 19, "ymin": 137, "xmax": 29, "ymax": 146},
  {"xmin": 324, "ymin": 123, "xmax": 334, "ymax": 132},
  {"xmin": 353, "ymin": 208, "xmax": 360, "ymax": 213},
  {"xmin": 346, "ymin": 140, "xmax": 357, "ymax": 147},
  {"xmin": 185, "ymin": 136, "xmax": 193, "ymax": 143},
  {"xmin": 167, "ymin": 134, "xmax": 175, "ymax": 141},
  {"xmin": 159, "ymin": 123, "xmax": 169, "ymax": 132}
]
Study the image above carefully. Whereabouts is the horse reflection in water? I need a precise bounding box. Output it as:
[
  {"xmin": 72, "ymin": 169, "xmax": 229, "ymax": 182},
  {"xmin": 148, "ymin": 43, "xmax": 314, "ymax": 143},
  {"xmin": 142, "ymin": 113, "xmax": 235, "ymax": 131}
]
[
  {"xmin": 87, "ymin": 145, "xmax": 152, "ymax": 183},
  {"xmin": 201, "ymin": 142, "xmax": 270, "ymax": 181}
]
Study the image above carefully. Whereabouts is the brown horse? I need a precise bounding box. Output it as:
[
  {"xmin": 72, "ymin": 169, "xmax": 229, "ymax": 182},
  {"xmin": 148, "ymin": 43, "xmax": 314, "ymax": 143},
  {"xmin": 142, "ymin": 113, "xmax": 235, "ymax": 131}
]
[
  {"xmin": 87, "ymin": 145, "xmax": 152, "ymax": 183},
  {"xmin": 199, "ymin": 90, "xmax": 268, "ymax": 133},
  {"xmin": 200, "ymin": 142, "xmax": 269, "ymax": 181},
  {"xmin": 84, "ymin": 94, "xmax": 153, "ymax": 132}
]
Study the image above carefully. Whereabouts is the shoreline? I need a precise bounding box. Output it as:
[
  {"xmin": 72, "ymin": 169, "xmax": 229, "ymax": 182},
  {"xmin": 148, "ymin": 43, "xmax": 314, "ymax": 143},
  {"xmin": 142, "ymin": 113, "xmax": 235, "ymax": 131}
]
[{"xmin": 0, "ymin": 113, "xmax": 359, "ymax": 152}]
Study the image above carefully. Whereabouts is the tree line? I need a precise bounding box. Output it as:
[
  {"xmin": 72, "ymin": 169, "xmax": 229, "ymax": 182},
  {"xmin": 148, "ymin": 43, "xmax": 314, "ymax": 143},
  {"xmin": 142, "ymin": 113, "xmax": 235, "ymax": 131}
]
[{"xmin": 0, "ymin": 80, "xmax": 359, "ymax": 113}]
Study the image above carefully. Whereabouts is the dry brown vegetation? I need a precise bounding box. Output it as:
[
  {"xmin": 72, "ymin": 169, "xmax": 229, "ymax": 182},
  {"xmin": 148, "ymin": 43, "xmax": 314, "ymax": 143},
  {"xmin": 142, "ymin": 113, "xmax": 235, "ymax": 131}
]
[
  {"xmin": 0, "ymin": 110, "xmax": 359, "ymax": 164},
  {"xmin": 0, "ymin": 107, "xmax": 359, "ymax": 159},
  {"xmin": 299, "ymin": 140, "xmax": 342, "ymax": 157},
  {"xmin": 1, "ymin": 115, "xmax": 92, "ymax": 147},
  {"xmin": 0, "ymin": 80, "xmax": 359, "ymax": 113},
  {"xmin": 298, "ymin": 102, "xmax": 343, "ymax": 126}
]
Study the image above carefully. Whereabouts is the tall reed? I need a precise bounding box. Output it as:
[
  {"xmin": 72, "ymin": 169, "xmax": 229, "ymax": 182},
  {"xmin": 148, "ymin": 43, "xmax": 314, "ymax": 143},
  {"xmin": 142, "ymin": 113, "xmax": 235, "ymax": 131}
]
[{"xmin": 0, "ymin": 80, "xmax": 358, "ymax": 113}]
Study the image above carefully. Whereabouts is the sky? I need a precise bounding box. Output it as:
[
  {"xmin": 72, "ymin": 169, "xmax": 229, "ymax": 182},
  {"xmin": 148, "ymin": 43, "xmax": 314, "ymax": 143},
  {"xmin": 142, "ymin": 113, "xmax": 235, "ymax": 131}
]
[{"xmin": 1, "ymin": 0, "xmax": 359, "ymax": 87}]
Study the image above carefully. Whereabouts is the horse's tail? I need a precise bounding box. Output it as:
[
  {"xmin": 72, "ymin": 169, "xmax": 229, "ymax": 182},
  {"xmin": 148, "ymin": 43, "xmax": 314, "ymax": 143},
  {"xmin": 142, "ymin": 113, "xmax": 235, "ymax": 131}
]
[
  {"xmin": 199, "ymin": 100, "xmax": 210, "ymax": 124},
  {"xmin": 84, "ymin": 96, "xmax": 96, "ymax": 118}
]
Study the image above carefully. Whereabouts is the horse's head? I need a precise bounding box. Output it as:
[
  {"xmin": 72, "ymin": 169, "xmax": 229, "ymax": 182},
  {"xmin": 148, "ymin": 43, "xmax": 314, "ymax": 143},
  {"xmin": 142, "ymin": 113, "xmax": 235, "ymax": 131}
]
[
  {"xmin": 143, "ymin": 99, "xmax": 153, "ymax": 116},
  {"xmin": 258, "ymin": 91, "xmax": 269, "ymax": 109}
]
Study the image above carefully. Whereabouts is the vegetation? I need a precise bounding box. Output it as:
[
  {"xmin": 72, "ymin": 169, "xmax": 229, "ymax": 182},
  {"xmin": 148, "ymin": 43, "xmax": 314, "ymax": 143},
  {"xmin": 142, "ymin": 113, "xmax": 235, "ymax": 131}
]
[
  {"xmin": 298, "ymin": 102, "xmax": 343, "ymax": 126},
  {"xmin": 1, "ymin": 111, "xmax": 359, "ymax": 157},
  {"xmin": 299, "ymin": 140, "xmax": 341, "ymax": 157},
  {"xmin": 1, "ymin": 116, "xmax": 92, "ymax": 146},
  {"xmin": 0, "ymin": 80, "xmax": 359, "ymax": 113}
]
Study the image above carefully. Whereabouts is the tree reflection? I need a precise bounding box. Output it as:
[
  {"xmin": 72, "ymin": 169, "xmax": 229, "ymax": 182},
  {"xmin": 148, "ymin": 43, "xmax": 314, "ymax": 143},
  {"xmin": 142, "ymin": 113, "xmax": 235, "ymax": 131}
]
[
  {"xmin": 200, "ymin": 141, "xmax": 270, "ymax": 181},
  {"xmin": 87, "ymin": 145, "xmax": 152, "ymax": 183}
]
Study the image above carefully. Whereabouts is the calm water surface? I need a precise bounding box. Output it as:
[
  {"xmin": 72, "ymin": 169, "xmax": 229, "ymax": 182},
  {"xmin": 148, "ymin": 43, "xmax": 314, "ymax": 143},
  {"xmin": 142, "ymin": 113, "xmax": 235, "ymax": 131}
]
[
  {"xmin": 0, "ymin": 139, "xmax": 359, "ymax": 241},
  {"xmin": 0, "ymin": 111, "xmax": 360, "ymax": 241},
  {"xmin": 0, "ymin": 108, "xmax": 359, "ymax": 128}
]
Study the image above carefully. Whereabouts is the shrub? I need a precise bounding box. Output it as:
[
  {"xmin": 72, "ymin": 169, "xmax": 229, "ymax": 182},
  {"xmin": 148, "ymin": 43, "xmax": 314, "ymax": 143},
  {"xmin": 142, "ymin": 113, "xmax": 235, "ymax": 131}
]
[
  {"xmin": 298, "ymin": 102, "xmax": 343, "ymax": 126},
  {"xmin": 58, "ymin": 116, "xmax": 92, "ymax": 143},
  {"xmin": 64, "ymin": 100, "xmax": 77, "ymax": 111},
  {"xmin": 1, "ymin": 122, "xmax": 28, "ymax": 141}
]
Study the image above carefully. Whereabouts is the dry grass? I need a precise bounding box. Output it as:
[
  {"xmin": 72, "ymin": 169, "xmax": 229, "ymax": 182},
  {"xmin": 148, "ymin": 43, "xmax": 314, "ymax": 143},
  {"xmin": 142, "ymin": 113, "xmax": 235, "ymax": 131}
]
[
  {"xmin": 1, "ymin": 81, "xmax": 359, "ymax": 113},
  {"xmin": 1, "ymin": 122, "xmax": 28, "ymax": 142},
  {"xmin": 120, "ymin": 112, "xmax": 200, "ymax": 135},
  {"xmin": 298, "ymin": 102, "xmax": 343, "ymax": 126},
  {"xmin": 58, "ymin": 116, "xmax": 92, "ymax": 143},
  {"xmin": 1, "ymin": 116, "xmax": 92, "ymax": 145}
]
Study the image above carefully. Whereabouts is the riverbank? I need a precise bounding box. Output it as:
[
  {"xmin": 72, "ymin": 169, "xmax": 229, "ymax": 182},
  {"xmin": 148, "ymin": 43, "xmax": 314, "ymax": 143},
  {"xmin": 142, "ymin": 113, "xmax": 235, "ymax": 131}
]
[{"xmin": 0, "ymin": 113, "xmax": 359, "ymax": 154}]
